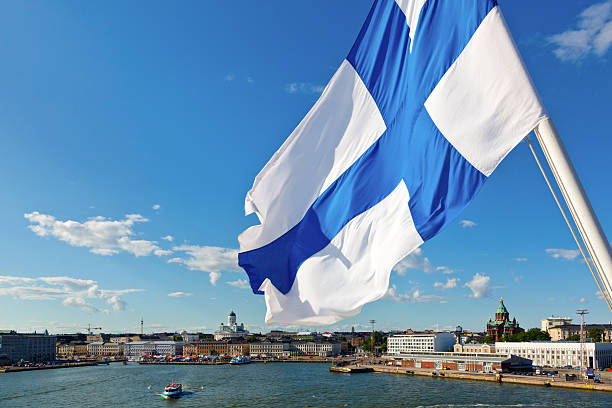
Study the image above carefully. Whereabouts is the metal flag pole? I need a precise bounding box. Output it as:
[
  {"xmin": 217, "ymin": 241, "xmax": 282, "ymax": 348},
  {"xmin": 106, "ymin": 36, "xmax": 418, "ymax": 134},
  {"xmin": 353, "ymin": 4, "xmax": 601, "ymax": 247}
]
[{"xmin": 532, "ymin": 118, "xmax": 612, "ymax": 308}]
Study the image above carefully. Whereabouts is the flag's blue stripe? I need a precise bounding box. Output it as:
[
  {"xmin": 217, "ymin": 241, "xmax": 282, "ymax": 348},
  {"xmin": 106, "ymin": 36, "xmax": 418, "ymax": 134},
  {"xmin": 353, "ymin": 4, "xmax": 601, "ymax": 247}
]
[
  {"xmin": 239, "ymin": 0, "xmax": 496, "ymax": 295},
  {"xmin": 347, "ymin": 0, "xmax": 412, "ymax": 125}
]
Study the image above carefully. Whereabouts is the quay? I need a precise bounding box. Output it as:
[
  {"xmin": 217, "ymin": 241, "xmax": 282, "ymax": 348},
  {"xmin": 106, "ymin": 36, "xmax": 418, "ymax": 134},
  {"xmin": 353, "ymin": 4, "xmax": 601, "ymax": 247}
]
[
  {"xmin": 138, "ymin": 357, "xmax": 341, "ymax": 365},
  {"xmin": 330, "ymin": 363, "xmax": 612, "ymax": 393},
  {"xmin": 0, "ymin": 360, "xmax": 105, "ymax": 374}
]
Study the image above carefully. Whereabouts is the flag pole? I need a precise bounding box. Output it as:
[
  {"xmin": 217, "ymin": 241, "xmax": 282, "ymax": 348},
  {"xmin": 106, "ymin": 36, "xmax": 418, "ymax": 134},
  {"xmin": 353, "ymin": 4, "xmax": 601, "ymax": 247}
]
[{"xmin": 533, "ymin": 118, "xmax": 612, "ymax": 306}]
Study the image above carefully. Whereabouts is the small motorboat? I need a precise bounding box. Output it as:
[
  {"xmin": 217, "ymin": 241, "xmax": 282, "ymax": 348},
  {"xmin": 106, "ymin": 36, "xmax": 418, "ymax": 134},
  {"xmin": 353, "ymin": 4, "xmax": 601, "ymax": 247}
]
[{"xmin": 162, "ymin": 383, "xmax": 183, "ymax": 398}]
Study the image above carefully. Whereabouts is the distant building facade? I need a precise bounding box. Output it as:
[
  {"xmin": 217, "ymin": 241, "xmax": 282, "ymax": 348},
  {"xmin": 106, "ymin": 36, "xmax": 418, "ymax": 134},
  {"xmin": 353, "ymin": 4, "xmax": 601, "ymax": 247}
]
[
  {"xmin": 228, "ymin": 343, "xmax": 250, "ymax": 356},
  {"xmin": 87, "ymin": 342, "xmax": 124, "ymax": 356},
  {"xmin": 0, "ymin": 331, "xmax": 56, "ymax": 363},
  {"xmin": 57, "ymin": 342, "xmax": 88, "ymax": 358},
  {"xmin": 214, "ymin": 311, "xmax": 249, "ymax": 340},
  {"xmin": 486, "ymin": 298, "xmax": 523, "ymax": 341},
  {"xmin": 290, "ymin": 342, "xmax": 342, "ymax": 357},
  {"xmin": 496, "ymin": 341, "xmax": 612, "ymax": 369},
  {"xmin": 541, "ymin": 317, "xmax": 573, "ymax": 333},
  {"xmin": 547, "ymin": 324, "xmax": 612, "ymax": 342},
  {"xmin": 389, "ymin": 351, "xmax": 531, "ymax": 373},
  {"xmin": 387, "ymin": 332, "xmax": 456, "ymax": 355},
  {"xmin": 454, "ymin": 343, "xmax": 495, "ymax": 354},
  {"xmin": 123, "ymin": 341, "xmax": 183, "ymax": 356},
  {"xmin": 249, "ymin": 342, "xmax": 290, "ymax": 357}
]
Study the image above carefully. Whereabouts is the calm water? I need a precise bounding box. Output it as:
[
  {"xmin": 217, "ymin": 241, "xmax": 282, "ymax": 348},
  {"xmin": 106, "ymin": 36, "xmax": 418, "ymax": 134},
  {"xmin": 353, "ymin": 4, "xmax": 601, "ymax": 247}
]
[{"xmin": 2, "ymin": 362, "xmax": 612, "ymax": 407}]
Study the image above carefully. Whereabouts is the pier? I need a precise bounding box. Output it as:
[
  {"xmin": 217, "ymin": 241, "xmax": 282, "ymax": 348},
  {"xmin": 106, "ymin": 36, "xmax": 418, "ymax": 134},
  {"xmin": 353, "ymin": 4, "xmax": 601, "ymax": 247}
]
[{"xmin": 330, "ymin": 364, "xmax": 612, "ymax": 393}]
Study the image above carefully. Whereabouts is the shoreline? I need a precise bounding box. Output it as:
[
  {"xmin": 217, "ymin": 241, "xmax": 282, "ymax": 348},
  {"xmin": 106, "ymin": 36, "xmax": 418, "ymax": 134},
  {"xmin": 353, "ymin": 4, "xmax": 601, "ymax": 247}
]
[{"xmin": 330, "ymin": 364, "xmax": 612, "ymax": 393}]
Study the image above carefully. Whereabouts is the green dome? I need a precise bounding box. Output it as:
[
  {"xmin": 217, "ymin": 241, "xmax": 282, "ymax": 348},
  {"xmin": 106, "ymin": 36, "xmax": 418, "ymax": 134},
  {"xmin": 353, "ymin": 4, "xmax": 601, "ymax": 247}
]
[
  {"xmin": 496, "ymin": 298, "xmax": 509, "ymax": 315},
  {"xmin": 229, "ymin": 310, "xmax": 236, "ymax": 317}
]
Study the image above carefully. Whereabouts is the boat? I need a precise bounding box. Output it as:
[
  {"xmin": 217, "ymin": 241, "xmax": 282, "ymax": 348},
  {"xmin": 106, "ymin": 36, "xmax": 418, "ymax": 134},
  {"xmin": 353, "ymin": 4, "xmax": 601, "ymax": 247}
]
[
  {"xmin": 162, "ymin": 383, "xmax": 182, "ymax": 398},
  {"xmin": 229, "ymin": 356, "xmax": 251, "ymax": 365}
]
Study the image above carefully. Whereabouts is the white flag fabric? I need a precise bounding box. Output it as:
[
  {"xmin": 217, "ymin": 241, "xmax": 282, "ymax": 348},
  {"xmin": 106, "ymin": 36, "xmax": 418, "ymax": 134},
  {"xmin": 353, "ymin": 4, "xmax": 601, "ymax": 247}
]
[{"xmin": 238, "ymin": 0, "xmax": 547, "ymax": 325}]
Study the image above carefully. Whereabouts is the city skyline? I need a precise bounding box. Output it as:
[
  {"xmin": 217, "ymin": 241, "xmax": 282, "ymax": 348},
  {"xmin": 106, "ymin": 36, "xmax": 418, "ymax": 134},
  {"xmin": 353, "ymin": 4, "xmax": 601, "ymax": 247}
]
[{"xmin": 2, "ymin": 0, "xmax": 612, "ymax": 334}]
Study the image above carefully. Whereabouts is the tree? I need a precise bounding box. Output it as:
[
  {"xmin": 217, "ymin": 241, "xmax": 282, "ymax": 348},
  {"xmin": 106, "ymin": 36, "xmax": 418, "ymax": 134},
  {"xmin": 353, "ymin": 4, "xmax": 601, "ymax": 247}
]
[
  {"xmin": 566, "ymin": 334, "xmax": 581, "ymax": 341},
  {"xmin": 501, "ymin": 328, "xmax": 550, "ymax": 342},
  {"xmin": 478, "ymin": 335, "xmax": 495, "ymax": 344},
  {"xmin": 245, "ymin": 335, "xmax": 258, "ymax": 343},
  {"xmin": 362, "ymin": 331, "xmax": 384, "ymax": 352},
  {"xmin": 588, "ymin": 328, "xmax": 604, "ymax": 342}
]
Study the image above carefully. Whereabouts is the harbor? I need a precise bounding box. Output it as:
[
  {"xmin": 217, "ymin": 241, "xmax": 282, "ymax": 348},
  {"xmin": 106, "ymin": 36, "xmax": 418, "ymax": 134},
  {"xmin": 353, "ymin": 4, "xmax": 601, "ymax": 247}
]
[
  {"xmin": 2, "ymin": 360, "xmax": 612, "ymax": 407},
  {"xmin": 331, "ymin": 362, "xmax": 612, "ymax": 393}
]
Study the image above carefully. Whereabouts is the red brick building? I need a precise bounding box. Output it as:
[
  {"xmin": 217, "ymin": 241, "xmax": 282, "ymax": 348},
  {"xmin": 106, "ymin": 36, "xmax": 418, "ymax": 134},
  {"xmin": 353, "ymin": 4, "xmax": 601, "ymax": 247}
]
[{"xmin": 486, "ymin": 298, "xmax": 523, "ymax": 341}]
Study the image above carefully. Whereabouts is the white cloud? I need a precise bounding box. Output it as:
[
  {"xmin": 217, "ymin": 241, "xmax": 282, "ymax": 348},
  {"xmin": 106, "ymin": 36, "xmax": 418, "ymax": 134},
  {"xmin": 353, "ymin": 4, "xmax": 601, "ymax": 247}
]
[
  {"xmin": 161, "ymin": 235, "xmax": 174, "ymax": 242},
  {"xmin": 152, "ymin": 204, "xmax": 160, "ymax": 210},
  {"xmin": 247, "ymin": 77, "xmax": 254, "ymax": 83},
  {"xmin": 596, "ymin": 291, "xmax": 606, "ymax": 300},
  {"xmin": 548, "ymin": 1, "xmax": 612, "ymax": 61},
  {"xmin": 436, "ymin": 266, "xmax": 455, "ymax": 275},
  {"xmin": 434, "ymin": 278, "xmax": 458, "ymax": 290},
  {"xmin": 464, "ymin": 273, "xmax": 491, "ymax": 299},
  {"xmin": 514, "ymin": 258, "xmax": 528, "ymax": 262},
  {"xmin": 580, "ymin": 297, "xmax": 587, "ymax": 303},
  {"xmin": 168, "ymin": 292, "xmax": 193, "ymax": 297},
  {"xmin": 459, "ymin": 219, "xmax": 477, "ymax": 228},
  {"xmin": 285, "ymin": 82, "xmax": 325, "ymax": 95},
  {"xmin": 226, "ymin": 279, "xmax": 250, "ymax": 289},
  {"xmin": 169, "ymin": 245, "xmax": 240, "ymax": 285},
  {"xmin": 0, "ymin": 275, "xmax": 143, "ymax": 313},
  {"xmin": 224, "ymin": 74, "xmax": 235, "ymax": 82},
  {"xmin": 393, "ymin": 248, "xmax": 435, "ymax": 275},
  {"xmin": 24, "ymin": 211, "xmax": 170, "ymax": 257},
  {"xmin": 385, "ymin": 285, "xmax": 445, "ymax": 303},
  {"xmin": 546, "ymin": 248, "xmax": 580, "ymax": 261}
]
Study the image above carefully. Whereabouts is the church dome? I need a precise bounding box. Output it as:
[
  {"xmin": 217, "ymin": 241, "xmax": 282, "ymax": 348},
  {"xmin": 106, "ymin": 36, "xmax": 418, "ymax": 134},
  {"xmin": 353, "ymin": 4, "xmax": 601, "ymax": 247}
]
[{"xmin": 229, "ymin": 310, "xmax": 236, "ymax": 317}]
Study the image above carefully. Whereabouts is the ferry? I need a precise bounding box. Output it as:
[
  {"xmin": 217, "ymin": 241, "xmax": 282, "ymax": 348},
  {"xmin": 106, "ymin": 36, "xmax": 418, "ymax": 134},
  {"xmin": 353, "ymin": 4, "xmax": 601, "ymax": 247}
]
[
  {"xmin": 229, "ymin": 356, "xmax": 251, "ymax": 365},
  {"xmin": 162, "ymin": 383, "xmax": 183, "ymax": 398}
]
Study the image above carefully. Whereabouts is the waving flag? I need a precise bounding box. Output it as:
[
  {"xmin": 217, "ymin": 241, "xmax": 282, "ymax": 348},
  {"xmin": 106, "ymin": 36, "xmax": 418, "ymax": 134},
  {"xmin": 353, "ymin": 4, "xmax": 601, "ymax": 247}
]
[{"xmin": 238, "ymin": 0, "xmax": 547, "ymax": 325}]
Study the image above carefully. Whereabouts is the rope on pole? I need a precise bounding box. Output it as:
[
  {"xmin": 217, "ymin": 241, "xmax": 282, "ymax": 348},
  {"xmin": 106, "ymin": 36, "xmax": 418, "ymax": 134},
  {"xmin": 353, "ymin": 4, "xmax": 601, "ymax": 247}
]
[{"xmin": 525, "ymin": 135, "xmax": 612, "ymax": 313}]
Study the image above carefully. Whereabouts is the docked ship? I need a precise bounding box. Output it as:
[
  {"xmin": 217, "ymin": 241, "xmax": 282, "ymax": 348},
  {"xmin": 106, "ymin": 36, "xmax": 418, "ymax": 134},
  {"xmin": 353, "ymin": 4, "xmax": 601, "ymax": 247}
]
[
  {"xmin": 229, "ymin": 356, "xmax": 251, "ymax": 365},
  {"xmin": 162, "ymin": 383, "xmax": 183, "ymax": 398}
]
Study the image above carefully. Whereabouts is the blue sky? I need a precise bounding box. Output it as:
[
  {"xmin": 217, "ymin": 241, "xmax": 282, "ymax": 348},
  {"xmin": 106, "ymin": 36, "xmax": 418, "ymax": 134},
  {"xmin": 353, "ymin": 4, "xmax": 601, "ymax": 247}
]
[{"xmin": 1, "ymin": 0, "xmax": 612, "ymax": 335}]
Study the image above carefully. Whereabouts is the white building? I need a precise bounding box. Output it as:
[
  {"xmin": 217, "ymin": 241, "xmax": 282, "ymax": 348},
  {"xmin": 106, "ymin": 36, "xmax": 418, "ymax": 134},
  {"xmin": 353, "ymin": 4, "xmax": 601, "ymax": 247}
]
[
  {"xmin": 123, "ymin": 341, "xmax": 184, "ymax": 357},
  {"xmin": 214, "ymin": 310, "xmax": 249, "ymax": 340},
  {"xmin": 87, "ymin": 342, "xmax": 123, "ymax": 356},
  {"xmin": 291, "ymin": 342, "xmax": 341, "ymax": 356},
  {"xmin": 495, "ymin": 341, "xmax": 612, "ymax": 369},
  {"xmin": 541, "ymin": 317, "xmax": 573, "ymax": 333},
  {"xmin": 249, "ymin": 342, "xmax": 290, "ymax": 357},
  {"xmin": 388, "ymin": 332, "xmax": 456, "ymax": 355}
]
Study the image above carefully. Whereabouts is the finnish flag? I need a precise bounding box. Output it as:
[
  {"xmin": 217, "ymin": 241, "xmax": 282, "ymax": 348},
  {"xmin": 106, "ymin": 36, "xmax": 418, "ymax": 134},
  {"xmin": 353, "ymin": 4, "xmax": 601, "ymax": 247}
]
[{"xmin": 238, "ymin": 0, "xmax": 547, "ymax": 325}]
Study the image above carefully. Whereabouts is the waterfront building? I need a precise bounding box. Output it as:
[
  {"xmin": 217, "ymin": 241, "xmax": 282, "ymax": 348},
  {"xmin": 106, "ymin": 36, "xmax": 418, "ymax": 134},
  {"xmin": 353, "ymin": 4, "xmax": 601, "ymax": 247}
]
[
  {"xmin": 214, "ymin": 311, "xmax": 250, "ymax": 340},
  {"xmin": 495, "ymin": 341, "xmax": 612, "ymax": 369},
  {"xmin": 228, "ymin": 343, "xmax": 250, "ymax": 356},
  {"xmin": 87, "ymin": 342, "xmax": 124, "ymax": 357},
  {"xmin": 486, "ymin": 298, "xmax": 523, "ymax": 341},
  {"xmin": 541, "ymin": 316, "xmax": 573, "ymax": 333},
  {"xmin": 290, "ymin": 342, "xmax": 342, "ymax": 357},
  {"xmin": 249, "ymin": 342, "xmax": 290, "ymax": 357},
  {"xmin": 453, "ymin": 343, "xmax": 495, "ymax": 353},
  {"xmin": 182, "ymin": 344, "xmax": 197, "ymax": 355},
  {"xmin": 546, "ymin": 323, "xmax": 612, "ymax": 341},
  {"xmin": 183, "ymin": 341, "xmax": 229, "ymax": 356},
  {"xmin": 387, "ymin": 332, "xmax": 456, "ymax": 355},
  {"xmin": 57, "ymin": 342, "xmax": 88, "ymax": 358},
  {"xmin": 0, "ymin": 331, "xmax": 56, "ymax": 363},
  {"xmin": 389, "ymin": 351, "xmax": 531, "ymax": 373},
  {"xmin": 123, "ymin": 341, "xmax": 184, "ymax": 357}
]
